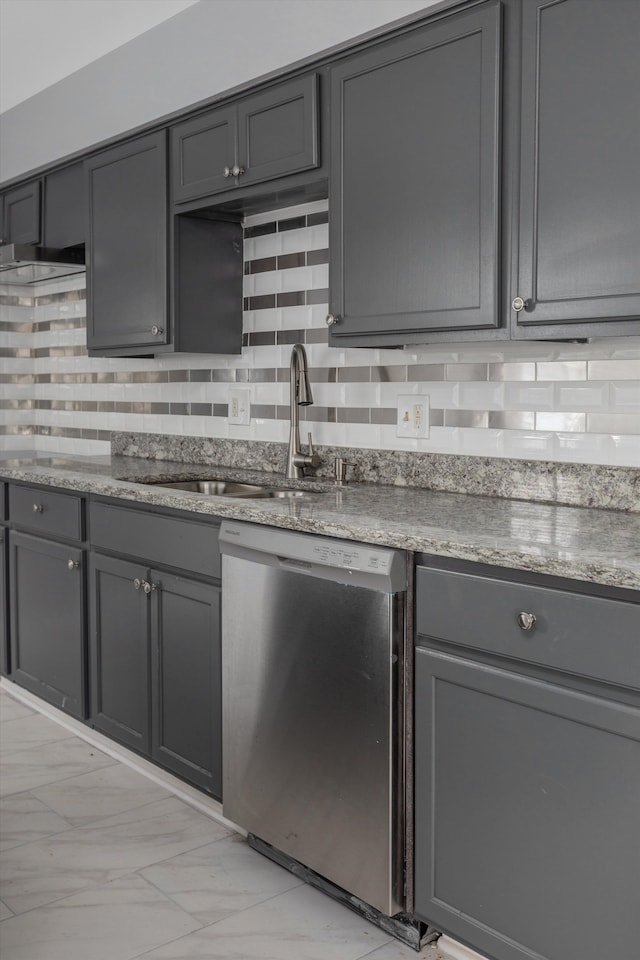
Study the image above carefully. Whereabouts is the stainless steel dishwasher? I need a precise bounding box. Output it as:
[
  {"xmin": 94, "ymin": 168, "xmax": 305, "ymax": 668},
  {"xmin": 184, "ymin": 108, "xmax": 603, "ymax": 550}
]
[{"xmin": 219, "ymin": 519, "xmax": 408, "ymax": 920}]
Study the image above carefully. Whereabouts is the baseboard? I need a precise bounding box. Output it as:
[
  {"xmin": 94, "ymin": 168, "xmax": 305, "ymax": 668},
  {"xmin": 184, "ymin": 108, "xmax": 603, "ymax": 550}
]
[{"xmin": 437, "ymin": 936, "xmax": 491, "ymax": 960}]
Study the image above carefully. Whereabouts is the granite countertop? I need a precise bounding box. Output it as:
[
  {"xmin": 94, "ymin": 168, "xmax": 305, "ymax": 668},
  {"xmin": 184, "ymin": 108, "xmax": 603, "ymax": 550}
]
[{"xmin": 1, "ymin": 454, "xmax": 639, "ymax": 591}]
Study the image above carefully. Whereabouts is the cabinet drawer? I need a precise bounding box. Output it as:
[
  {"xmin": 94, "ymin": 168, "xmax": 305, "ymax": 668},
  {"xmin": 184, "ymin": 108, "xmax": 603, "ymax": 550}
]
[
  {"xmin": 9, "ymin": 485, "xmax": 84, "ymax": 542},
  {"xmin": 90, "ymin": 502, "xmax": 220, "ymax": 578},
  {"xmin": 415, "ymin": 566, "xmax": 640, "ymax": 691}
]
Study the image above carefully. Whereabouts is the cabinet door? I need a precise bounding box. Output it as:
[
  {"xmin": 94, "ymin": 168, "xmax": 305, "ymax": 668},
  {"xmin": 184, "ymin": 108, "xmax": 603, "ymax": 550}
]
[
  {"xmin": 151, "ymin": 572, "xmax": 222, "ymax": 797},
  {"xmin": 9, "ymin": 531, "xmax": 85, "ymax": 717},
  {"xmin": 2, "ymin": 181, "xmax": 41, "ymax": 244},
  {"xmin": 237, "ymin": 75, "xmax": 318, "ymax": 188},
  {"xmin": 171, "ymin": 105, "xmax": 237, "ymax": 203},
  {"xmin": 44, "ymin": 163, "xmax": 85, "ymax": 249},
  {"xmin": 85, "ymin": 132, "xmax": 168, "ymax": 351},
  {"xmin": 89, "ymin": 553, "xmax": 150, "ymax": 754},
  {"xmin": 513, "ymin": 0, "xmax": 640, "ymax": 335},
  {"xmin": 329, "ymin": 2, "xmax": 501, "ymax": 342},
  {"xmin": 0, "ymin": 529, "xmax": 7, "ymax": 676},
  {"xmin": 414, "ymin": 646, "xmax": 640, "ymax": 960}
]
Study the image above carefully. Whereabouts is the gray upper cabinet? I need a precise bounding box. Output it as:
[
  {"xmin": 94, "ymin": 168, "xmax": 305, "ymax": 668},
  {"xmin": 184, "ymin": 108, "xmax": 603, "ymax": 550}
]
[
  {"xmin": 329, "ymin": 3, "xmax": 502, "ymax": 345},
  {"xmin": 1, "ymin": 180, "xmax": 41, "ymax": 245},
  {"xmin": 85, "ymin": 132, "xmax": 168, "ymax": 353},
  {"xmin": 85, "ymin": 131, "xmax": 242, "ymax": 357},
  {"xmin": 512, "ymin": 0, "xmax": 640, "ymax": 338},
  {"xmin": 171, "ymin": 74, "xmax": 319, "ymax": 204},
  {"xmin": 43, "ymin": 162, "xmax": 85, "ymax": 249}
]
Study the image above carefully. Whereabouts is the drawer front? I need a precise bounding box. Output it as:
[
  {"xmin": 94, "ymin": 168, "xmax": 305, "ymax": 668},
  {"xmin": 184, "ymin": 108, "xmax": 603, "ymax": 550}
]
[
  {"xmin": 416, "ymin": 566, "xmax": 640, "ymax": 691},
  {"xmin": 90, "ymin": 502, "xmax": 220, "ymax": 579},
  {"xmin": 9, "ymin": 484, "xmax": 84, "ymax": 542}
]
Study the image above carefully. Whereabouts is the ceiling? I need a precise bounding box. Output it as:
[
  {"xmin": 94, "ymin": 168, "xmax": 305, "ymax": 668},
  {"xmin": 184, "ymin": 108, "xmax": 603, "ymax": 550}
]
[{"xmin": 0, "ymin": 0, "xmax": 199, "ymax": 113}]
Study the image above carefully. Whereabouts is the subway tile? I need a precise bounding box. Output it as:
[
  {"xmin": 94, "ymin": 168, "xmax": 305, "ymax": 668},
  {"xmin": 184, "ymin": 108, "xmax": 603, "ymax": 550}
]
[
  {"xmin": 372, "ymin": 365, "xmax": 407, "ymax": 382},
  {"xmin": 554, "ymin": 433, "xmax": 614, "ymax": 464},
  {"xmin": 306, "ymin": 248, "xmax": 329, "ymax": 266},
  {"xmin": 586, "ymin": 412, "xmax": 640, "ymax": 435},
  {"xmin": 504, "ymin": 382, "xmax": 555, "ymax": 409},
  {"xmin": 277, "ymin": 291, "xmax": 305, "ymax": 308},
  {"xmin": 305, "ymin": 288, "xmax": 329, "ymax": 305},
  {"xmin": 407, "ymin": 363, "xmax": 444, "ymax": 381},
  {"xmin": 611, "ymin": 434, "xmax": 640, "ymax": 467},
  {"xmin": 370, "ymin": 407, "xmax": 397, "ymax": 425},
  {"xmin": 249, "ymin": 294, "xmax": 276, "ymax": 311},
  {"xmin": 277, "ymin": 253, "xmax": 305, "ymax": 270},
  {"xmin": 587, "ymin": 359, "xmax": 640, "ymax": 380},
  {"xmin": 459, "ymin": 382, "xmax": 505, "ymax": 409},
  {"xmin": 250, "ymin": 404, "xmax": 275, "ymax": 419},
  {"xmin": 247, "ymin": 367, "xmax": 276, "ymax": 382},
  {"xmin": 489, "ymin": 362, "xmax": 536, "ymax": 381},
  {"xmin": 213, "ymin": 403, "xmax": 228, "ymax": 418},
  {"xmin": 458, "ymin": 427, "xmax": 505, "ymax": 457},
  {"xmin": 503, "ymin": 430, "xmax": 555, "ymax": 460},
  {"xmin": 278, "ymin": 215, "xmax": 307, "ymax": 232},
  {"xmin": 301, "ymin": 405, "xmax": 336, "ymax": 423},
  {"xmin": 309, "ymin": 367, "xmax": 337, "ymax": 383},
  {"xmin": 445, "ymin": 363, "xmax": 488, "ymax": 381},
  {"xmin": 337, "ymin": 407, "xmax": 369, "ymax": 424},
  {"xmin": 305, "ymin": 328, "xmax": 328, "ymax": 344},
  {"xmin": 190, "ymin": 403, "xmax": 212, "ymax": 416},
  {"xmin": 189, "ymin": 369, "xmax": 211, "ymax": 382},
  {"xmin": 337, "ymin": 366, "xmax": 370, "ymax": 382},
  {"xmin": 170, "ymin": 403, "xmax": 189, "ymax": 416},
  {"xmin": 537, "ymin": 360, "xmax": 587, "ymax": 381},
  {"xmin": 277, "ymin": 330, "xmax": 306, "ymax": 345},
  {"xmin": 489, "ymin": 411, "xmax": 536, "ymax": 430},
  {"xmin": 248, "ymin": 256, "xmax": 277, "ymax": 274},
  {"xmin": 428, "ymin": 408, "xmax": 445, "ymax": 427},
  {"xmin": 444, "ymin": 410, "xmax": 489, "ymax": 428},
  {"xmin": 248, "ymin": 331, "xmax": 276, "ymax": 347},
  {"xmin": 536, "ymin": 412, "xmax": 586, "ymax": 432},
  {"xmin": 555, "ymin": 383, "xmax": 608, "ymax": 409},
  {"xmin": 244, "ymin": 221, "xmax": 276, "ymax": 238},
  {"xmin": 610, "ymin": 381, "xmax": 640, "ymax": 410},
  {"xmin": 306, "ymin": 211, "xmax": 329, "ymax": 226}
]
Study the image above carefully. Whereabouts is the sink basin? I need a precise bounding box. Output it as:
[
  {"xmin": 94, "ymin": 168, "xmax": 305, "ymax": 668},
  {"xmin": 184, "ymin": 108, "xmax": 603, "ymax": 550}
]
[{"xmin": 149, "ymin": 479, "xmax": 311, "ymax": 499}]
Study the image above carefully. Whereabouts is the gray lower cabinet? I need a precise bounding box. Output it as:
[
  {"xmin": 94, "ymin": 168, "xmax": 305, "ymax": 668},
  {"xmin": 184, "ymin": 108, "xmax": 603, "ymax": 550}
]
[
  {"xmin": 9, "ymin": 531, "xmax": 86, "ymax": 718},
  {"xmin": 512, "ymin": 0, "xmax": 640, "ymax": 339},
  {"xmin": 413, "ymin": 562, "xmax": 640, "ymax": 960},
  {"xmin": 329, "ymin": 2, "xmax": 501, "ymax": 345},
  {"xmin": 0, "ymin": 524, "xmax": 7, "ymax": 677},
  {"xmin": 88, "ymin": 501, "xmax": 223, "ymax": 797}
]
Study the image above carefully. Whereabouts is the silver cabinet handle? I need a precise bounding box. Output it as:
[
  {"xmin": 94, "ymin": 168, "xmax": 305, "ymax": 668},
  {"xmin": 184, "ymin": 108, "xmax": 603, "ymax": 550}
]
[
  {"xmin": 231, "ymin": 164, "xmax": 245, "ymax": 177},
  {"xmin": 143, "ymin": 580, "xmax": 158, "ymax": 594},
  {"xmin": 67, "ymin": 559, "xmax": 80, "ymax": 570},
  {"xmin": 325, "ymin": 314, "xmax": 339, "ymax": 326},
  {"xmin": 512, "ymin": 296, "xmax": 530, "ymax": 313},
  {"xmin": 151, "ymin": 325, "xmax": 163, "ymax": 336},
  {"xmin": 223, "ymin": 165, "xmax": 232, "ymax": 178},
  {"xmin": 517, "ymin": 611, "xmax": 537, "ymax": 631},
  {"xmin": 32, "ymin": 503, "xmax": 44, "ymax": 513},
  {"xmin": 133, "ymin": 578, "xmax": 143, "ymax": 591}
]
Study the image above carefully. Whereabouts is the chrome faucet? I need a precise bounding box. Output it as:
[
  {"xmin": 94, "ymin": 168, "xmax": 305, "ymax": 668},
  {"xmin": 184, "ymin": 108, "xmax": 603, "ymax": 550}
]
[{"xmin": 286, "ymin": 343, "xmax": 320, "ymax": 479}]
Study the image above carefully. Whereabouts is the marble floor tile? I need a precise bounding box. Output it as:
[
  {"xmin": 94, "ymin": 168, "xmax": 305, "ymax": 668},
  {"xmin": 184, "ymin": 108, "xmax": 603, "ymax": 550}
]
[
  {"xmin": 0, "ymin": 874, "xmax": 202, "ymax": 960},
  {"xmin": 358, "ymin": 939, "xmax": 447, "ymax": 960},
  {"xmin": 131, "ymin": 882, "xmax": 392, "ymax": 960},
  {"xmin": 140, "ymin": 832, "xmax": 303, "ymax": 925},
  {"xmin": 0, "ymin": 796, "xmax": 232, "ymax": 914},
  {"xmin": 0, "ymin": 792, "xmax": 71, "ymax": 852},
  {"xmin": 0, "ymin": 693, "xmax": 33, "ymax": 723},
  {"xmin": 31, "ymin": 762, "xmax": 173, "ymax": 827},
  {"xmin": 0, "ymin": 899, "xmax": 14, "ymax": 921},
  {"xmin": 0, "ymin": 712, "xmax": 75, "ymax": 753},
  {"xmin": 0, "ymin": 736, "xmax": 116, "ymax": 798}
]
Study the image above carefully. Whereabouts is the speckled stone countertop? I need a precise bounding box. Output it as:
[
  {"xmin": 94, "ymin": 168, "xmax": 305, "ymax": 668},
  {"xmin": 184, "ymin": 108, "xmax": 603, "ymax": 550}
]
[{"xmin": 1, "ymin": 453, "xmax": 639, "ymax": 592}]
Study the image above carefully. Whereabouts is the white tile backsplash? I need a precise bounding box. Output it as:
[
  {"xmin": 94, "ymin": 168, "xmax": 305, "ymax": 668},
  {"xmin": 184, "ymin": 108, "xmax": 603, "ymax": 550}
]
[{"xmin": 1, "ymin": 199, "xmax": 639, "ymax": 467}]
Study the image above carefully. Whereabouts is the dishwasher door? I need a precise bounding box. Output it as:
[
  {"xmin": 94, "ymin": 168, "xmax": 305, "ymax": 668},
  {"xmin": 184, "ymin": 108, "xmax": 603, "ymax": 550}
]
[{"xmin": 220, "ymin": 521, "xmax": 406, "ymax": 917}]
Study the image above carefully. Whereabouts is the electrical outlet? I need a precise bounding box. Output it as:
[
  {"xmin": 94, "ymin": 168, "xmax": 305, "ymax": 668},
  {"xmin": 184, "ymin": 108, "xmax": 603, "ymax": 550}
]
[
  {"xmin": 228, "ymin": 387, "xmax": 250, "ymax": 425},
  {"xmin": 396, "ymin": 395, "xmax": 429, "ymax": 438}
]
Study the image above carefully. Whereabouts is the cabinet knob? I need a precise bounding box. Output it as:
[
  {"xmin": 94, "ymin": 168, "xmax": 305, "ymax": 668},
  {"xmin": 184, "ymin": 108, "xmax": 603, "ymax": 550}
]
[
  {"xmin": 325, "ymin": 314, "xmax": 339, "ymax": 326},
  {"xmin": 143, "ymin": 580, "xmax": 158, "ymax": 594},
  {"xmin": 151, "ymin": 325, "xmax": 163, "ymax": 337},
  {"xmin": 512, "ymin": 296, "xmax": 530, "ymax": 313},
  {"xmin": 223, "ymin": 166, "xmax": 232, "ymax": 178},
  {"xmin": 517, "ymin": 611, "xmax": 537, "ymax": 631},
  {"xmin": 133, "ymin": 577, "xmax": 143, "ymax": 590},
  {"xmin": 67, "ymin": 559, "xmax": 80, "ymax": 570},
  {"xmin": 32, "ymin": 503, "xmax": 44, "ymax": 513},
  {"xmin": 231, "ymin": 164, "xmax": 245, "ymax": 177}
]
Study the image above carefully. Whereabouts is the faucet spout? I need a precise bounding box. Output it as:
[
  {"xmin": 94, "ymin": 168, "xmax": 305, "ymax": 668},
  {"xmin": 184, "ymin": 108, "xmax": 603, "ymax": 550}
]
[{"xmin": 286, "ymin": 344, "xmax": 319, "ymax": 479}]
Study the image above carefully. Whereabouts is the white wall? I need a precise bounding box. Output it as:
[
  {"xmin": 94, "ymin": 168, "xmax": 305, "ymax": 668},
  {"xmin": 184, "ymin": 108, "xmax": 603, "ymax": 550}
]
[{"xmin": 0, "ymin": 0, "xmax": 435, "ymax": 182}]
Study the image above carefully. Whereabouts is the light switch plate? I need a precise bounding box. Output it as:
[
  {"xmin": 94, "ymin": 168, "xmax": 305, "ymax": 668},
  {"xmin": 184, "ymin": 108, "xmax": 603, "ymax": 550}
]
[
  {"xmin": 228, "ymin": 387, "xmax": 250, "ymax": 425},
  {"xmin": 396, "ymin": 395, "xmax": 429, "ymax": 438}
]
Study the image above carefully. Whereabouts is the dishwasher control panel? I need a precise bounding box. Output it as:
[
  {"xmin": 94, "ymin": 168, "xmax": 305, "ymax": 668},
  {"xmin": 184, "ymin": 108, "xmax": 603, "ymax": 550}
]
[{"xmin": 311, "ymin": 540, "xmax": 393, "ymax": 573}]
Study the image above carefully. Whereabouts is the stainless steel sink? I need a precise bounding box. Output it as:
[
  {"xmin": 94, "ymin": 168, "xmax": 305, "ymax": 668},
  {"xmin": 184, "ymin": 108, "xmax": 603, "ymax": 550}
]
[{"xmin": 149, "ymin": 479, "xmax": 311, "ymax": 499}]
